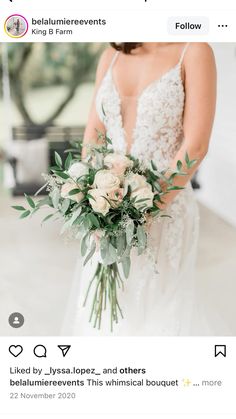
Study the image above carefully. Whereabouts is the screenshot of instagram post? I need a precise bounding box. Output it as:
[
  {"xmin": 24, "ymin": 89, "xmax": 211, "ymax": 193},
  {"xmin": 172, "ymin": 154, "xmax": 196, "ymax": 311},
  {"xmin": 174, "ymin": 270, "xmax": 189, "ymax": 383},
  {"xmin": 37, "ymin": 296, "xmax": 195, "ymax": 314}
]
[{"xmin": 0, "ymin": 0, "xmax": 236, "ymax": 418}]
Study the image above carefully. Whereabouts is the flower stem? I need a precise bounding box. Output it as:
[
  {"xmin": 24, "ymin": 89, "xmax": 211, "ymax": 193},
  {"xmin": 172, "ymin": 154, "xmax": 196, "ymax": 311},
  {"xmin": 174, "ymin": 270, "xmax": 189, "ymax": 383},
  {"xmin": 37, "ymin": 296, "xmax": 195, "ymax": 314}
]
[{"xmin": 83, "ymin": 262, "xmax": 124, "ymax": 331}]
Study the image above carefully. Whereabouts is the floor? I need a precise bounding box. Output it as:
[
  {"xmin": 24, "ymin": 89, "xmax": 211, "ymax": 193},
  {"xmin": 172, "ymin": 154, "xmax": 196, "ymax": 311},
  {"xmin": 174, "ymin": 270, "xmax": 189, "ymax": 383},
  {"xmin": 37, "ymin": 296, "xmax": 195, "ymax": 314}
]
[{"xmin": 0, "ymin": 191, "xmax": 236, "ymax": 336}]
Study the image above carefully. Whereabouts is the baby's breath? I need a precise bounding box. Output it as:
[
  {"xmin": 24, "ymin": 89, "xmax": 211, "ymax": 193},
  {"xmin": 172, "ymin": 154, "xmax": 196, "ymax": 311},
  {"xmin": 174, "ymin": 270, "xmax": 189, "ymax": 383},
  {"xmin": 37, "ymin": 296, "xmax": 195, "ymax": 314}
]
[{"xmin": 42, "ymin": 173, "xmax": 62, "ymax": 192}]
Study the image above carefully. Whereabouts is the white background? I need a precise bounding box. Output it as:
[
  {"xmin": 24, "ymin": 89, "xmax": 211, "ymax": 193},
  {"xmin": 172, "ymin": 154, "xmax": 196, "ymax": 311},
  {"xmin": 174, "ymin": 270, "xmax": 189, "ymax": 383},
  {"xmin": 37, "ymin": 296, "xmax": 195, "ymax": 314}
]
[
  {"xmin": 2, "ymin": 0, "xmax": 236, "ymax": 11},
  {"xmin": 1, "ymin": 0, "xmax": 236, "ymax": 42},
  {"xmin": 0, "ymin": 337, "xmax": 235, "ymax": 417},
  {"xmin": 1, "ymin": 1, "xmax": 236, "ymax": 417}
]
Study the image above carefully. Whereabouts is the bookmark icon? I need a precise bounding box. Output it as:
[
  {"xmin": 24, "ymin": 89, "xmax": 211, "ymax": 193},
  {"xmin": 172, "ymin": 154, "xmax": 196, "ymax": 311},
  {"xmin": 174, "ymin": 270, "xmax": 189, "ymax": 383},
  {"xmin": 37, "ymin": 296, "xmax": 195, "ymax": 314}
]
[{"xmin": 214, "ymin": 345, "xmax": 226, "ymax": 358}]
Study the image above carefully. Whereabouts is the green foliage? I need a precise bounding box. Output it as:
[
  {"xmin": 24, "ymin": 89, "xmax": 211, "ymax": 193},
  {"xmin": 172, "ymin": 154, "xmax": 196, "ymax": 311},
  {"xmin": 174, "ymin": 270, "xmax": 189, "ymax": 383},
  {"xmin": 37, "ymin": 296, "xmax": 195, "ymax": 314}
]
[
  {"xmin": 68, "ymin": 189, "xmax": 81, "ymax": 196},
  {"xmin": 185, "ymin": 152, "xmax": 198, "ymax": 169},
  {"xmin": 65, "ymin": 153, "xmax": 73, "ymax": 170},
  {"xmin": 136, "ymin": 225, "xmax": 147, "ymax": 251},
  {"xmin": 126, "ymin": 221, "xmax": 134, "ymax": 245},
  {"xmin": 12, "ymin": 131, "xmax": 197, "ymax": 331},
  {"xmin": 41, "ymin": 214, "xmax": 54, "ymax": 225},
  {"xmin": 54, "ymin": 152, "xmax": 62, "ymax": 168},
  {"xmin": 122, "ymin": 257, "xmax": 131, "ymax": 279},
  {"xmin": 20, "ymin": 210, "xmax": 31, "ymax": 219},
  {"xmin": 12, "ymin": 205, "xmax": 26, "ymax": 211},
  {"xmin": 81, "ymin": 233, "xmax": 90, "ymax": 257},
  {"xmin": 83, "ymin": 241, "xmax": 96, "ymax": 266}
]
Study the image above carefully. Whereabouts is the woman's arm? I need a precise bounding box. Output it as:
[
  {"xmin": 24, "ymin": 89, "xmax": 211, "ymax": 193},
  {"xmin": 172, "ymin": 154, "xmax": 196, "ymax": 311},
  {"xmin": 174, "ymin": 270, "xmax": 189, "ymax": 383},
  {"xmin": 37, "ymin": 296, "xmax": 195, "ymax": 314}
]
[
  {"xmin": 159, "ymin": 43, "xmax": 217, "ymax": 208},
  {"xmin": 82, "ymin": 47, "xmax": 115, "ymax": 159}
]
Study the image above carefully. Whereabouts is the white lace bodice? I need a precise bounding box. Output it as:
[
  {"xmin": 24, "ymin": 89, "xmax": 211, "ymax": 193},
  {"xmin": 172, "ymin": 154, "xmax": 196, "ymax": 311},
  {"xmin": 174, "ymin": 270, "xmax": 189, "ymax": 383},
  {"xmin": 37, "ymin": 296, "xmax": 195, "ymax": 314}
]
[
  {"xmin": 66, "ymin": 47, "xmax": 203, "ymax": 337},
  {"xmin": 96, "ymin": 46, "xmax": 187, "ymax": 171},
  {"xmin": 95, "ymin": 44, "xmax": 199, "ymax": 272}
]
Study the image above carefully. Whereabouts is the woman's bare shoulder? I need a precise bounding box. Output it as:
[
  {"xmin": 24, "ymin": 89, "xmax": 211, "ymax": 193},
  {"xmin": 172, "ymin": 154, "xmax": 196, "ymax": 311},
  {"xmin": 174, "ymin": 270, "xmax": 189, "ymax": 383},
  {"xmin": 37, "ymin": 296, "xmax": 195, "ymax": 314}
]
[
  {"xmin": 96, "ymin": 47, "xmax": 116, "ymax": 79},
  {"xmin": 185, "ymin": 43, "xmax": 215, "ymax": 65},
  {"xmin": 183, "ymin": 43, "xmax": 216, "ymax": 83}
]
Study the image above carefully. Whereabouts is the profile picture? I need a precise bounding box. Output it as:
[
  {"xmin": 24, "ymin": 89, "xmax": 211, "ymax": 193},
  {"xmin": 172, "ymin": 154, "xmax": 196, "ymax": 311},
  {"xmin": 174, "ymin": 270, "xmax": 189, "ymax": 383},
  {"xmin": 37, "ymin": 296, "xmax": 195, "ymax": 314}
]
[{"xmin": 4, "ymin": 14, "xmax": 28, "ymax": 38}]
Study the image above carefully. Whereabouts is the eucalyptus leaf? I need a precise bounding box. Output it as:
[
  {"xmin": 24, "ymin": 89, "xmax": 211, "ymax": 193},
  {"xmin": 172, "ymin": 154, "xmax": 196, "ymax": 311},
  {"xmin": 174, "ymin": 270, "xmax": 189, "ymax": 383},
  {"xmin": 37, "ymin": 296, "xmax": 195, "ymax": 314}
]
[
  {"xmin": 61, "ymin": 199, "xmax": 70, "ymax": 214},
  {"xmin": 12, "ymin": 205, "xmax": 26, "ymax": 211},
  {"xmin": 123, "ymin": 244, "xmax": 131, "ymax": 258},
  {"xmin": 94, "ymin": 149, "xmax": 104, "ymax": 169},
  {"xmin": 117, "ymin": 233, "xmax": 126, "ymax": 257},
  {"xmin": 154, "ymin": 194, "xmax": 162, "ymax": 203},
  {"xmin": 177, "ymin": 160, "xmax": 182, "ymax": 171},
  {"xmin": 36, "ymin": 197, "xmax": 51, "ymax": 208},
  {"xmin": 135, "ymin": 198, "xmax": 150, "ymax": 204},
  {"xmin": 108, "ymin": 243, "xmax": 117, "ymax": 261},
  {"xmin": 55, "ymin": 151, "xmax": 62, "ymax": 168},
  {"xmin": 105, "ymin": 135, "xmax": 112, "ymax": 145},
  {"xmin": 87, "ymin": 193, "xmax": 96, "ymax": 202},
  {"xmin": 83, "ymin": 241, "xmax": 96, "ymax": 266},
  {"xmin": 167, "ymin": 186, "xmax": 184, "ymax": 191},
  {"xmin": 100, "ymin": 236, "xmax": 109, "ymax": 260},
  {"xmin": 85, "ymin": 214, "xmax": 93, "ymax": 229},
  {"xmin": 101, "ymin": 103, "xmax": 106, "ymax": 117},
  {"xmin": 137, "ymin": 225, "xmax": 147, "ymax": 249},
  {"xmin": 53, "ymin": 171, "xmax": 69, "ymax": 180},
  {"xmin": 41, "ymin": 213, "xmax": 54, "ymax": 225},
  {"xmin": 60, "ymin": 219, "xmax": 72, "ymax": 235},
  {"xmin": 81, "ymin": 233, "xmax": 90, "ymax": 257},
  {"xmin": 188, "ymin": 159, "xmax": 198, "ymax": 169},
  {"xmin": 88, "ymin": 213, "xmax": 100, "ymax": 228},
  {"xmin": 168, "ymin": 172, "xmax": 178, "ymax": 184},
  {"xmin": 138, "ymin": 204, "xmax": 148, "ymax": 212},
  {"xmin": 50, "ymin": 166, "xmax": 61, "ymax": 171},
  {"xmin": 68, "ymin": 188, "xmax": 81, "ymax": 196},
  {"xmin": 20, "ymin": 210, "xmax": 31, "ymax": 219},
  {"xmin": 185, "ymin": 152, "xmax": 190, "ymax": 166},
  {"xmin": 65, "ymin": 152, "xmax": 72, "ymax": 170},
  {"xmin": 126, "ymin": 220, "xmax": 134, "ymax": 245},
  {"xmin": 121, "ymin": 257, "xmax": 131, "ymax": 278},
  {"xmin": 24, "ymin": 194, "xmax": 35, "ymax": 209},
  {"xmin": 51, "ymin": 188, "xmax": 60, "ymax": 209},
  {"xmin": 151, "ymin": 160, "xmax": 157, "ymax": 171},
  {"xmin": 69, "ymin": 208, "xmax": 82, "ymax": 226},
  {"xmin": 153, "ymin": 182, "xmax": 162, "ymax": 192},
  {"xmin": 102, "ymin": 243, "xmax": 118, "ymax": 265},
  {"xmin": 150, "ymin": 209, "xmax": 161, "ymax": 217}
]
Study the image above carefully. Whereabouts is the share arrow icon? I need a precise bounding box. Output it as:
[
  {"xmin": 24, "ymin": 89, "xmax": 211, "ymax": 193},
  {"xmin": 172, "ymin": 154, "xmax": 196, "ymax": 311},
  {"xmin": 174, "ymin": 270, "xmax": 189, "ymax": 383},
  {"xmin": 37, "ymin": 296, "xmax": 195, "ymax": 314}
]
[{"xmin": 58, "ymin": 345, "xmax": 71, "ymax": 357}]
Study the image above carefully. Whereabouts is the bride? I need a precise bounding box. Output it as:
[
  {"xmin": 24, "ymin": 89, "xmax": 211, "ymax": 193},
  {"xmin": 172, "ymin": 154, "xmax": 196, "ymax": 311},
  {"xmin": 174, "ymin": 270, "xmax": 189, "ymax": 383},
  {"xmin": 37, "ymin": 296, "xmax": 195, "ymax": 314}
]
[{"xmin": 63, "ymin": 42, "xmax": 216, "ymax": 336}]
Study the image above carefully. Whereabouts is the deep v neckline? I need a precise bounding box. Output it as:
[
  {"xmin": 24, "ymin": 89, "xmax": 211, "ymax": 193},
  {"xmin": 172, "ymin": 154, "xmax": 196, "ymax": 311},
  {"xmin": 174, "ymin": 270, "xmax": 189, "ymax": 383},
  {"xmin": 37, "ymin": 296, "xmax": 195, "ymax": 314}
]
[
  {"xmin": 111, "ymin": 62, "xmax": 181, "ymax": 103},
  {"xmin": 109, "ymin": 64, "xmax": 183, "ymax": 154}
]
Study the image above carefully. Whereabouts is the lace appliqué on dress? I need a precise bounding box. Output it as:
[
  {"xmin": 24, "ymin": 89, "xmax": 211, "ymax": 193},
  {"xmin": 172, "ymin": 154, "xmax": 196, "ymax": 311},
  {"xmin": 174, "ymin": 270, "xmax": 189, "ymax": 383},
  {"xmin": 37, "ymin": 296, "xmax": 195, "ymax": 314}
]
[{"xmin": 95, "ymin": 55, "xmax": 199, "ymax": 278}]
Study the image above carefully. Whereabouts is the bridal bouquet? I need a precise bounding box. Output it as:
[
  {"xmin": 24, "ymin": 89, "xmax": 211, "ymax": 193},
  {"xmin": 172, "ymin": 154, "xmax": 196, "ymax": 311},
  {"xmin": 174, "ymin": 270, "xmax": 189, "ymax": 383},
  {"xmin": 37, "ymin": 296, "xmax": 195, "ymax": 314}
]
[{"xmin": 13, "ymin": 133, "xmax": 196, "ymax": 331}]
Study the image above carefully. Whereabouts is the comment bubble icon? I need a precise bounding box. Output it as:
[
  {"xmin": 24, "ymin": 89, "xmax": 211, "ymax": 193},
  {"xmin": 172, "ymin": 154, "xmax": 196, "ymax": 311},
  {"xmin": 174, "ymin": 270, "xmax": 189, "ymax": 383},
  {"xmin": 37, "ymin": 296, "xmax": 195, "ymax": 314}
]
[{"xmin": 33, "ymin": 345, "xmax": 47, "ymax": 358}]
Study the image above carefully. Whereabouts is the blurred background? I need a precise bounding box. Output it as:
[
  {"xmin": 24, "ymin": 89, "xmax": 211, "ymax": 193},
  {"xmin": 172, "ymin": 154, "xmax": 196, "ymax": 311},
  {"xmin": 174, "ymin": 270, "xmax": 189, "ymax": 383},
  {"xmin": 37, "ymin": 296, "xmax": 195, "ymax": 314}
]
[{"xmin": 0, "ymin": 42, "xmax": 235, "ymax": 336}]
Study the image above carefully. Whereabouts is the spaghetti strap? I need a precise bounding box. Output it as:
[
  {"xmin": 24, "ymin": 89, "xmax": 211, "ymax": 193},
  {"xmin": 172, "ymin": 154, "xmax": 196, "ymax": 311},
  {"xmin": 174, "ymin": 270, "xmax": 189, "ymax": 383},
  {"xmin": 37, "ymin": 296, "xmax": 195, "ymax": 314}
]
[
  {"xmin": 109, "ymin": 51, "xmax": 120, "ymax": 71},
  {"xmin": 178, "ymin": 43, "xmax": 190, "ymax": 65}
]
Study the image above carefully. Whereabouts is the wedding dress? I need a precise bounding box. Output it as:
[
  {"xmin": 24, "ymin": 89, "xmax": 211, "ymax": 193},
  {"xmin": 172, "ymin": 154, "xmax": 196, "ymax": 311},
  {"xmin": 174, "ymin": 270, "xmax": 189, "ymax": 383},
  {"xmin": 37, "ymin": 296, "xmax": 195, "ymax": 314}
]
[{"xmin": 62, "ymin": 43, "xmax": 201, "ymax": 336}]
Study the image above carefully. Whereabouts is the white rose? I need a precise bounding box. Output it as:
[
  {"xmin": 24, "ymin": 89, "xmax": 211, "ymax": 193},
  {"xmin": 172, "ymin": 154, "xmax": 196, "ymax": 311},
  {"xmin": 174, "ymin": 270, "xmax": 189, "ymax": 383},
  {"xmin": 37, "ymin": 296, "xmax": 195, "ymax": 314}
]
[
  {"xmin": 131, "ymin": 187, "xmax": 154, "ymax": 211},
  {"xmin": 61, "ymin": 181, "xmax": 84, "ymax": 203},
  {"xmin": 104, "ymin": 153, "xmax": 133, "ymax": 177},
  {"xmin": 124, "ymin": 173, "xmax": 151, "ymax": 193},
  {"xmin": 94, "ymin": 170, "xmax": 120, "ymax": 192},
  {"xmin": 89, "ymin": 188, "xmax": 110, "ymax": 216},
  {"xmin": 67, "ymin": 162, "xmax": 89, "ymax": 180}
]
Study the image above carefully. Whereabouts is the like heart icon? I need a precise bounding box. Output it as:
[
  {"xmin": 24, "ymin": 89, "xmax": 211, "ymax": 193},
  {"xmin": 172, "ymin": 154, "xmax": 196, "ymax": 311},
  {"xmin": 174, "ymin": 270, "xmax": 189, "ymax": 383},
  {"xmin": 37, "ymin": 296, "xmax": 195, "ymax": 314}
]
[{"xmin": 9, "ymin": 345, "xmax": 23, "ymax": 357}]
